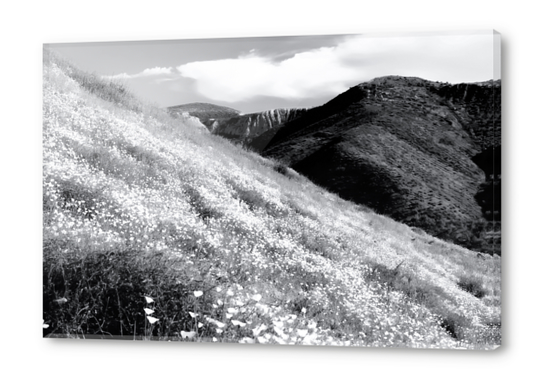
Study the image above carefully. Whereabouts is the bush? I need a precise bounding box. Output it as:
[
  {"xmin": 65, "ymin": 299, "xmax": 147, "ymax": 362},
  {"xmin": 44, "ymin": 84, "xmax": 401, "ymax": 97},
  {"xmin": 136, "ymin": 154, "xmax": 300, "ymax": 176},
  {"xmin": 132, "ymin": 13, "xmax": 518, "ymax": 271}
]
[
  {"xmin": 457, "ymin": 275, "xmax": 487, "ymax": 299},
  {"xmin": 273, "ymin": 162, "xmax": 290, "ymax": 176}
]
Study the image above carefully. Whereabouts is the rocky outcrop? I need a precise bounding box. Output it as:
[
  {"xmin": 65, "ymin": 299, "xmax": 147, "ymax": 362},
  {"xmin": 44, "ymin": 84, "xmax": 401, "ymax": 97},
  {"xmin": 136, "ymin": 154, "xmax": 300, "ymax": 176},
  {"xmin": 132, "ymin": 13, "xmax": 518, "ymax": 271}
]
[
  {"xmin": 211, "ymin": 108, "xmax": 308, "ymax": 143},
  {"xmin": 168, "ymin": 104, "xmax": 308, "ymax": 148}
]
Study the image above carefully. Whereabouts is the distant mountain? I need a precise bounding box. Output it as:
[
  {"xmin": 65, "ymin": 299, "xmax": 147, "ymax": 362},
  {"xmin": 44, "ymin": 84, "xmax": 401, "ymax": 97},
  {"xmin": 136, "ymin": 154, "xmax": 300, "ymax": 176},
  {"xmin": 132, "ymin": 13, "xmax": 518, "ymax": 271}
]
[
  {"xmin": 263, "ymin": 76, "xmax": 501, "ymax": 254},
  {"xmin": 211, "ymin": 108, "xmax": 308, "ymax": 146},
  {"xmin": 169, "ymin": 104, "xmax": 309, "ymax": 150},
  {"xmin": 167, "ymin": 102, "xmax": 241, "ymax": 131}
]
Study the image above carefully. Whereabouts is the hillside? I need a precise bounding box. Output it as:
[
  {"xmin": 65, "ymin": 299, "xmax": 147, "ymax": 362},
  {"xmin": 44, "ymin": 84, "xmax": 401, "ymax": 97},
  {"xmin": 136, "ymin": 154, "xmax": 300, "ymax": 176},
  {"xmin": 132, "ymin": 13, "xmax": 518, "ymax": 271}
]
[
  {"xmin": 263, "ymin": 76, "xmax": 501, "ymax": 254},
  {"xmin": 432, "ymin": 81, "xmax": 501, "ymax": 225},
  {"xmin": 43, "ymin": 51, "xmax": 500, "ymax": 349}
]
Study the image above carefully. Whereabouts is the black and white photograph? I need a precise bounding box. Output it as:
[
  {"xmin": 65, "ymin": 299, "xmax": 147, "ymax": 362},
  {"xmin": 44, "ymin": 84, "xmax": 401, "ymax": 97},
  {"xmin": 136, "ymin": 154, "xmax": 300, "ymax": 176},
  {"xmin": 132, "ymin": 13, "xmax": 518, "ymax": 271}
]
[{"xmin": 42, "ymin": 30, "xmax": 501, "ymax": 349}]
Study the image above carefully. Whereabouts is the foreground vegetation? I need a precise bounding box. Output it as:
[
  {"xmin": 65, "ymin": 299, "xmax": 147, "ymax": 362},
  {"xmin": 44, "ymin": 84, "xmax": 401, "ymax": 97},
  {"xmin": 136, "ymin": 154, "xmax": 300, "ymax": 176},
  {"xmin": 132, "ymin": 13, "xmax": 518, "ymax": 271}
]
[{"xmin": 42, "ymin": 50, "xmax": 500, "ymax": 348}]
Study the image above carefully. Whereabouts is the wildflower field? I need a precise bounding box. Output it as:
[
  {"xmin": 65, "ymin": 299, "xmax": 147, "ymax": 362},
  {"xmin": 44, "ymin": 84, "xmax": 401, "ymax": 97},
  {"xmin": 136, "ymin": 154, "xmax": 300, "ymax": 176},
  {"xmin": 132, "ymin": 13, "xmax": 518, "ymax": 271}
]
[{"xmin": 42, "ymin": 50, "xmax": 501, "ymax": 349}]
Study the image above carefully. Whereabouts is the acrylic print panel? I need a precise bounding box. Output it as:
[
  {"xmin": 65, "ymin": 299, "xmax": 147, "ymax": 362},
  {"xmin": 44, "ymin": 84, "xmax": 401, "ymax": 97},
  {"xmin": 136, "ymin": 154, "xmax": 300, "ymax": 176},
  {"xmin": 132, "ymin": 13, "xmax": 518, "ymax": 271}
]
[{"xmin": 43, "ymin": 30, "xmax": 501, "ymax": 349}]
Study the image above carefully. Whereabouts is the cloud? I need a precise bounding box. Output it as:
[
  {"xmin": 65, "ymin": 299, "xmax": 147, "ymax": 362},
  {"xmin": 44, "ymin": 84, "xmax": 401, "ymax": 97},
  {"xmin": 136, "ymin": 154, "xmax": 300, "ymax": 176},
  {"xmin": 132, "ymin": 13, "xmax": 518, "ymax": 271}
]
[
  {"xmin": 175, "ymin": 32, "xmax": 496, "ymax": 103},
  {"xmin": 176, "ymin": 49, "xmax": 357, "ymax": 102},
  {"xmin": 102, "ymin": 72, "xmax": 132, "ymax": 80},
  {"xmin": 103, "ymin": 66, "xmax": 173, "ymax": 80},
  {"xmin": 140, "ymin": 67, "xmax": 173, "ymax": 76}
]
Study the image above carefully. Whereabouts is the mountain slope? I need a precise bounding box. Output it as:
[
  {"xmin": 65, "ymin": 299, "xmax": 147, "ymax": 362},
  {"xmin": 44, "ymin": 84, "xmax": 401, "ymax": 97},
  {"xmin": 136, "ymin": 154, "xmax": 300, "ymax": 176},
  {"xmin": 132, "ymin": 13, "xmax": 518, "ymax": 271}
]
[
  {"xmin": 263, "ymin": 76, "xmax": 501, "ymax": 254},
  {"xmin": 432, "ymin": 81, "xmax": 501, "ymax": 224},
  {"xmin": 42, "ymin": 52, "xmax": 500, "ymax": 348}
]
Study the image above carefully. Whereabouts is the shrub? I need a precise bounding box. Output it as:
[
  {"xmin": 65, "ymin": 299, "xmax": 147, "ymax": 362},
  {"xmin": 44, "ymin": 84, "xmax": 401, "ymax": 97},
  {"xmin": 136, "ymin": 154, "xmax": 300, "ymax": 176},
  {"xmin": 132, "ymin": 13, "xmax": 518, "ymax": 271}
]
[
  {"xmin": 457, "ymin": 275, "xmax": 487, "ymax": 299},
  {"xmin": 273, "ymin": 162, "xmax": 289, "ymax": 176}
]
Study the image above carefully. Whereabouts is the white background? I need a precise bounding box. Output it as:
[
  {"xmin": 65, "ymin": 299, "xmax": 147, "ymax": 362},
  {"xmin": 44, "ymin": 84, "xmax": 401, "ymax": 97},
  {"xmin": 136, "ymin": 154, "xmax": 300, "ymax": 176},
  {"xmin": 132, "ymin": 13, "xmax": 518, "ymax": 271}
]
[{"xmin": 1, "ymin": 1, "xmax": 538, "ymax": 377}]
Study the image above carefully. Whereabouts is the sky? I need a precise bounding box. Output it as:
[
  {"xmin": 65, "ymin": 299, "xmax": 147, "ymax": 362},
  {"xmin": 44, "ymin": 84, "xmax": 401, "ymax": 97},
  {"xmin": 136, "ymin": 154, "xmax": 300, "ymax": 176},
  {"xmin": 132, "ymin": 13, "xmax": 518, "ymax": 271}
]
[{"xmin": 46, "ymin": 30, "xmax": 499, "ymax": 114}]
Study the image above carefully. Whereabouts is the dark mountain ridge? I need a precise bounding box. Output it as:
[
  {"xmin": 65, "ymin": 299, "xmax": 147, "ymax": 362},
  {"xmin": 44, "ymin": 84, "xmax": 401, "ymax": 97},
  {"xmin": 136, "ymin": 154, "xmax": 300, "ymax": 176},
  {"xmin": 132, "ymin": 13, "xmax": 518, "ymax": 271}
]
[{"xmin": 263, "ymin": 76, "xmax": 501, "ymax": 254}]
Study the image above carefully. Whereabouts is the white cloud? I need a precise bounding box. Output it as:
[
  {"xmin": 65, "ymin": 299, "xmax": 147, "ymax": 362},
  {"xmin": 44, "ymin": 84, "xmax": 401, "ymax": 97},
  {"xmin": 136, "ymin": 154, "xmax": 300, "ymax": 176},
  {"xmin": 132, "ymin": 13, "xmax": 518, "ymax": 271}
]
[
  {"xmin": 176, "ymin": 49, "xmax": 357, "ymax": 102},
  {"xmin": 175, "ymin": 31, "xmax": 496, "ymax": 103},
  {"xmin": 103, "ymin": 66, "xmax": 173, "ymax": 80},
  {"xmin": 140, "ymin": 67, "xmax": 173, "ymax": 76}
]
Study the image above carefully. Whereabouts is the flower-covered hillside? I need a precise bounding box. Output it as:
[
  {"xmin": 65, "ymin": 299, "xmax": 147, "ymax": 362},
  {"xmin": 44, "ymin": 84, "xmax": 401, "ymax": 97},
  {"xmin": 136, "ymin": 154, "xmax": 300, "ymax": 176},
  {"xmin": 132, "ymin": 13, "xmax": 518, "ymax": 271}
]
[{"xmin": 42, "ymin": 50, "xmax": 500, "ymax": 349}]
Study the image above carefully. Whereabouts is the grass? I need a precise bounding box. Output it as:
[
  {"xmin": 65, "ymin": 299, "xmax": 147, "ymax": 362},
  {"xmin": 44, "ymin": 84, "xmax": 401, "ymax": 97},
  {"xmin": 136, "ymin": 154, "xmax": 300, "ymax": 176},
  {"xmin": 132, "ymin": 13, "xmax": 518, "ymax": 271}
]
[{"xmin": 42, "ymin": 49, "xmax": 500, "ymax": 348}]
